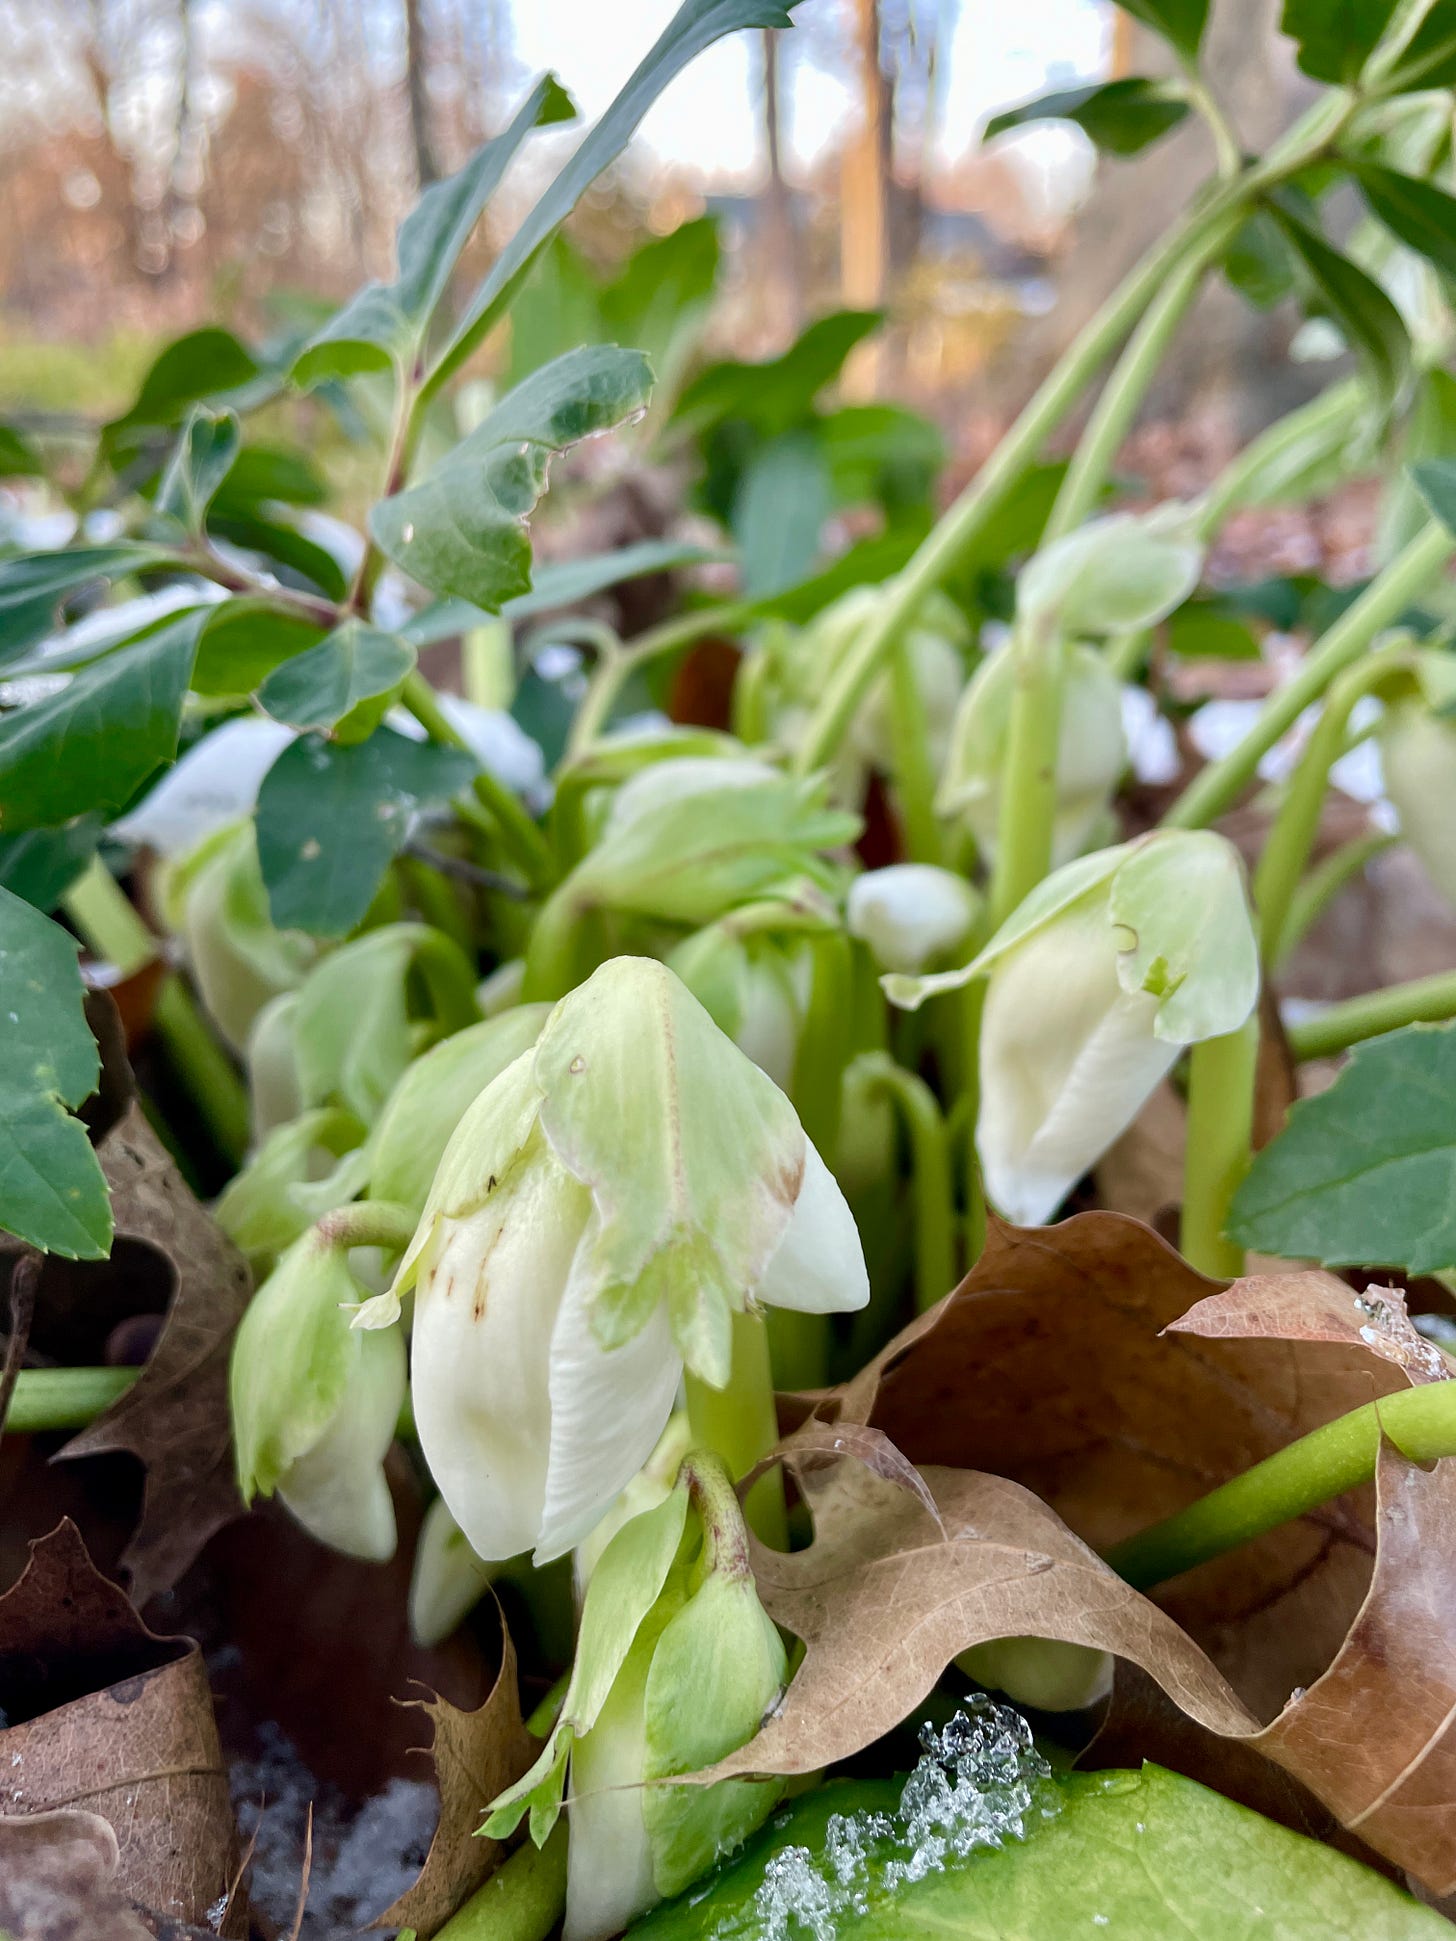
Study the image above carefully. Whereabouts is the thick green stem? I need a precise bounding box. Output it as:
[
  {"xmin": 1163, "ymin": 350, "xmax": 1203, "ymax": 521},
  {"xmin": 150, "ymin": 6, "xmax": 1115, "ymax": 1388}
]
[
  {"xmin": 314, "ymin": 1198, "xmax": 418, "ymax": 1256},
  {"xmin": 860, "ymin": 1053, "xmax": 955, "ymax": 1311},
  {"xmin": 886, "ymin": 637, "xmax": 944, "ymax": 863},
  {"xmin": 684, "ymin": 1309, "xmax": 788, "ymax": 1551},
  {"xmin": 63, "ymin": 861, "xmax": 249, "ymax": 1163},
  {"xmin": 1286, "ymin": 967, "xmax": 1456, "ymax": 1061},
  {"xmin": 1043, "ymin": 216, "xmax": 1238, "ymax": 546},
  {"xmin": 433, "ymin": 1821, "xmax": 567, "ymax": 1941},
  {"xmin": 986, "ymin": 626, "xmax": 1066, "ymax": 927},
  {"xmin": 1163, "ymin": 520, "xmax": 1456, "ymax": 831},
  {"xmin": 518, "ymin": 884, "xmax": 587, "ymax": 1002},
  {"xmin": 1276, "ymin": 831, "xmax": 1397, "ymax": 972},
  {"xmin": 1195, "ymin": 378, "xmax": 1364, "ymax": 539},
  {"xmin": 1180, "ymin": 1014, "xmax": 1260, "ymax": 1277},
  {"xmin": 4, "ymin": 1366, "xmax": 139, "ymax": 1433},
  {"xmin": 401, "ymin": 672, "xmax": 556, "ymax": 889},
  {"xmin": 1252, "ymin": 647, "xmax": 1402, "ymax": 968},
  {"xmin": 1106, "ymin": 1379, "xmax": 1456, "ymax": 1592}
]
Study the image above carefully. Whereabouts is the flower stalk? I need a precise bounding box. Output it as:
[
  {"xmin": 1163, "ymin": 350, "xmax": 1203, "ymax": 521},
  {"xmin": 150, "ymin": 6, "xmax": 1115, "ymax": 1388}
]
[
  {"xmin": 684, "ymin": 1310, "xmax": 788, "ymax": 1551},
  {"xmin": 1180, "ymin": 1013, "xmax": 1260, "ymax": 1278},
  {"xmin": 1286, "ymin": 967, "xmax": 1456, "ymax": 1061}
]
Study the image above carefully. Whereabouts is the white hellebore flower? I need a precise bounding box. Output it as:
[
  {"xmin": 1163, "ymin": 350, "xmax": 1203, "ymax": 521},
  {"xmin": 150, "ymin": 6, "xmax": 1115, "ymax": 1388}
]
[
  {"xmin": 358, "ymin": 957, "xmax": 869, "ymax": 1564},
  {"xmin": 884, "ymin": 833, "xmax": 1259, "ymax": 1226},
  {"xmin": 1016, "ymin": 503, "xmax": 1204, "ymax": 642},
  {"xmin": 847, "ymin": 863, "xmax": 980, "ymax": 975}
]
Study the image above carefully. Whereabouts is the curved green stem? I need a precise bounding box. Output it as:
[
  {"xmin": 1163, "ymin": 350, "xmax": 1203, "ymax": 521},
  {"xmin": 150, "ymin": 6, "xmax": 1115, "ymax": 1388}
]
[
  {"xmin": 1286, "ymin": 966, "xmax": 1456, "ymax": 1061},
  {"xmin": 1252, "ymin": 645, "xmax": 1404, "ymax": 967},
  {"xmin": 986, "ymin": 626, "xmax": 1067, "ymax": 927},
  {"xmin": 1180, "ymin": 1013, "xmax": 1260, "ymax": 1278},
  {"xmin": 313, "ymin": 1197, "xmax": 418, "ymax": 1255},
  {"xmin": 860, "ymin": 1053, "xmax": 955, "ymax": 1311},
  {"xmin": 1196, "ymin": 378, "xmax": 1364, "ymax": 539},
  {"xmin": 401, "ymin": 671, "xmax": 556, "ymax": 889},
  {"xmin": 568, "ymin": 602, "xmax": 756, "ymax": 760},
  {"xmin": 1163, "ymin": 519, "xmax": 1456, "ymax": 831},
  {"xmin": 684, "ymin": 1310, "xmax": 788, "ymax": 1550},
  {"xmin": 886, "ymin": 637, "xmax": 944, "ymax": 863},
  {"xmin": 1106, "ymin": 1379, "xmax": 1456, "ymax": 1592}
]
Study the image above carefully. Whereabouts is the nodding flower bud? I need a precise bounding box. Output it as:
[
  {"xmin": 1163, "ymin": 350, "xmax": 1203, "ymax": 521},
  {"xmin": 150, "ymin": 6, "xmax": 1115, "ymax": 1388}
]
[
  {"xmin": 884, "ymin": 833, "xmax": 1259, "ymax": 1226},
  {"xmin": 487, "ymin": 1455, "xmax": 787, "ymax": 1940},
  {"xmin": 1380, "ymin": 689, "xmax": 1456, "ymax": 913},
  {"xmin": 230, "ymin": 1226, "xmax": 406, "ymax": 1561},
  {"xmin": 846, "ymin": 864, "xmax": 980, "ymax": 976},
  {"xmin": 1017, "ymin": 504, "xmax": 1204, "ymax": 641},
  {"xmin": 937, "ymin": 642, "xmax": 1127, "ymax": 868},
  {"xmin": 362, "ymin": 957, "xmax": 869, "ymax": 1565}
]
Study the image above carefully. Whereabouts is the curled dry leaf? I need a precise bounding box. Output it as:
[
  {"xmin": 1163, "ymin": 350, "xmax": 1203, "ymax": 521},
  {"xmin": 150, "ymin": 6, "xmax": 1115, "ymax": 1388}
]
[
  {"xmin": 1173, "ymin": 1272, "xmax": 1454, "ymax": 1384},
  {"xmin": 0, "ymin": 1520, "xmax": 243, "ymax": 1932},
  {"xmin": 59, "ymin": 1102, "xmax": 253, "ymax": 1603},
  {"xmin": 378, "ymin": 1597, "xmax": 536, "ymax": 1934},
  {"xmin": 707, "ymin": 1213, "xmax": 1456, "ymax": 1893},
  {"xmin": 0, "ymin": 1808, "xmax": 153, "ymax": 1941}
]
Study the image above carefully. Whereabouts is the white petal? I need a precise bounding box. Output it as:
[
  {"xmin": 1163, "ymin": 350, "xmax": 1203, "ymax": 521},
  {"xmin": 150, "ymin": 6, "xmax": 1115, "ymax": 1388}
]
[
  {"xmin": 277, "ymin": 1325, "xmax": 405, "ymax": 1562},
  {"xmin": 756, "ymin": 1137, "xmax": 870, "ymax": 1315},
  {"xmin": 411, "ymin": 1152, "xmax": 592, "ymax": 1561},
  {"xmin": 847, "ymin": 864, "xmax": 979, "ymax": 975},
  {"xmin": 537, "ymin": 1247, "xmax": 682, "ymax": 1564},
  {"xmin": 978, "ymin": 901, "xmax": 1177, "ymax": 1226},
  {"xmin": 409, "ymin": 1495, "xmax": 495, "ymax": 1648},
  {"xmin": 113, "ymin": 715, "xmax": 293, "ymax": 857},
  {"xmin": 564, "ymin": 1651, "xmax": 657, "ymax": 1941}
]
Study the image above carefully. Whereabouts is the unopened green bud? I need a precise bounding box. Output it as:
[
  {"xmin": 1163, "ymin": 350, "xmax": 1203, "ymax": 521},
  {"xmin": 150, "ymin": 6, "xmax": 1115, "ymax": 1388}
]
[
  {"xmin": 669, "ymin": 925, "xmax": 812, "ymax": 1090},
  {"xmin": 408, "ymin": 1495, "xmax": 497, "ymax": 1648},
  {"xmin": 959, "ymin": 1637, "xmax": 1113, "ymax": 1713},
  {"xmin": 1018, "ymin": 505, "xmax": 1203, "ymax": 639},
  {"xmin": 938, "ymin": 642, "xmax": 1127, "ymax": 867},
  {"xmin": 165, "ymin": 820, "xmax": 316, "ymax": 1052},
  {"xmin": 1380, "ymin": 683, "xmax": 1456, "ymax": 912},
  {"xmin": 846, "ymin": 864, "xmax": 979, "ymax": 975},
  {"xmin": 230, "ymin": 1224, "xmax": 407, "ymax": 1560},
  {"xmin": 246, "ymin": 990, "xmax": 304, "ymax": 1140},
  {"xmin": 215, "ymin": 1105, "xmax": 370, "ymax": 1276}
]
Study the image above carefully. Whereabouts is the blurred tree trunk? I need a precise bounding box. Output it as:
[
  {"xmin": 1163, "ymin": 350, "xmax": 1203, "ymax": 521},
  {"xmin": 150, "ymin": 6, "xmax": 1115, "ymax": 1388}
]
[
  {"xmin": 841, "ymin": 0, "xmax": 892, "ymax": 389},
  {"xmin": 759, "ymin": 28, "xmax": 802, "ymax": 338},
  {"xmin": 404, "ymin": 0, "xmax": 440, "ymax": 190},
  {"xmin": 1016, "ymin": 0, "xmax": 1317, "ymax": 435}
]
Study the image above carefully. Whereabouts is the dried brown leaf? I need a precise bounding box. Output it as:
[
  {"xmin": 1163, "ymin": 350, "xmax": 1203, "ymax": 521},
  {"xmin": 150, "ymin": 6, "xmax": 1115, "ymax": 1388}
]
[
  {"xmin": 379, "ymin": 1600, "xmax": 536, "ymax": 1934},
  {"xmin": 0, "ymin": 1808, "xmax": 152, "ymax": 1941},
  {"xmin": 1173, "ymin": 1274, "xmax": 1455, "ymax": 1385},
  {"xmin": 59, "ymin": 1103, "xmax": 252, "ymax": 1603},
  {"xmin": 0, "ymin": 1521, "xmax": 242, "ymax": 1931},
  {"xmin": 1092, "ymin": 1079, "xmax": 1185, "ymax": 1226},
  {"xmin": 701, "ymin": 1456, "xmax": 1255, "ymax": 1783}
]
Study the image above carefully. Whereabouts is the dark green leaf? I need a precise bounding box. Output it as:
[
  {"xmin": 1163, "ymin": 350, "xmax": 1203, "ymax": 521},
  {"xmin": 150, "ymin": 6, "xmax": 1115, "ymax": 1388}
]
[
  {"xmin": 503, "ymin": 234, "xmax": 606, "ymax": 388},
  {"xmin": 675, "ymin": 310, "xmax": 881, "ymax": 437},
  {"xmin": 0, "ymin": 546, "xmax": 177, "ymax": 666},
  {"xmin": 1230, "ymin": 1020, "xmax": 1456, "ymax": 1273},
  {"xmin": 370, "ymin": 346, "xmax": 654, "ymax": 609},
  {"xmin": 1353, "ymin": 161, "xmax": 1456, "ymax": 280},
  {"xmin": 0, "ymin": 823, "xmax": 102, "ymax": 912},
  {"xmin": 1166, "ymin": 602, "xmax": 1263, "ymax": 659},
  {"xmin": 206, "ymin": 509, "xmax": 349, "ymax": 602},
  {"xmin": 255, "ymin": 727, "xmax": 477, "ymax": 936},
  {"xmin": 296, "ymin": 73, "xmax": 575, "ymax": 386},
  {"xmin": 987, "ymin": 76, "xmax": 1190, "ymax": 155},
  {"xmin": 1223, "ymin": 211, "xmax": 1297, "ymax": 309},
  {"xmin": 744, "ymin": 524, "xmax": 926, "ymax": 625},
  {"xmin": 191, "ymin": 601, "xmax": 326, "ymax": 697},
  {"xmin": 0, "ymin": 609, "xmax": 203, "ymax": 832},
  {"xmin": 104, "ymin": 327, "xmax": 273, "ymax": 455},
  {"xmin": 1411, "ymin": 457, "xmax": 1456, "ymax": 535},
  {"xmin": 1269, "ymin": 202, "xmax": 1411, "ymax": 412},
  {"xmin": 258, "ymin": 621, "xmax": 416, "ymax": 742},
  {"xmin": 211, "ymin": 442, "xmax": 328, "ymax": 512},
  {"xmin": 1280, "ymin": 0, "xmax": 1396, "ymax": 82},
  {"xmin": 431, "ymin": 0, "xmax": 800, "ymax": 392},
  {"xmin": 0, "ymin": 423, "xmax": 44, "ymax": 479},
  {"xmin": 0, "ymin": 884, "xmax": 112, "ymax": 1258},
  {"xmin": 1117, "ymin": 0, "xmax": 1209, "ymax": 58},
  {"xmin": 632, "ymin": 1763, "xmax": 1441, "ymax": 1938},
  {"xmin": 400, "ymin": 538, "xmax": 726, "ymax": 648},
  {"xmin": 155, "ymin": 406, "xmax": 242, "ymax": 532},
  {"xmin": 817, "ymin": 404, "xmax": 944, "ymax": 516},
  {"xmin": 599, "ymin": 215, "xmax": 721, "ymax": 396},
  {"xmin": 733, "ymin": 432, "xmax": 831, "ymax": 598}
]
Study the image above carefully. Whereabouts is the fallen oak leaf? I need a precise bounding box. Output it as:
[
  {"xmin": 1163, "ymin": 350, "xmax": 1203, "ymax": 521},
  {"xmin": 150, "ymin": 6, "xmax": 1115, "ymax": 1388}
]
[
  {"xmin": 696, "ymin": 1454, "xmax": 1256, "ymax": 1784},
  {"xmin": 378, "ymin": 1595, "xmax": 536, "ymax": 1934},
  {"xmin": 1172, "ymin": 1272, "xmax": 1454, "ymax": 1384},
  {"xmin": 59, "ymin": 1102, "xmax": 253, "ymax": 1604},
  {"xmin": 0, "ymin": 1520, "xmax": 243, "ymax": 1933}
]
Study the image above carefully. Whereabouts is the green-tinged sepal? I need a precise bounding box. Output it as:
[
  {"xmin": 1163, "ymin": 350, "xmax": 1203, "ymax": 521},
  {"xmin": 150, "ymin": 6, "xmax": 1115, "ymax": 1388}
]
[
  {"xmin": 230, "ymin": 1224, "xmax": 406, "ymax": 1561},
  {"xmin": 1378, "ymin": 662, "xmax": 1456, "ymax": 912},
  {"xmin": 408, "ymin": 1495, "xmax": 498, "ymax": 1648},
  {"xmin": 215, "ymin": 1105, "xmax": 371, "ymax": 1276}
]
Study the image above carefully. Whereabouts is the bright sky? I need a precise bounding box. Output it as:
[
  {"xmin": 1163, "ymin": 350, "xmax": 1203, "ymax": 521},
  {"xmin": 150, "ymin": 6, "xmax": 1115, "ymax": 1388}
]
[{"xmin": 511, "ymin": 0, "xmax": 1111, "ymax": 188}]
